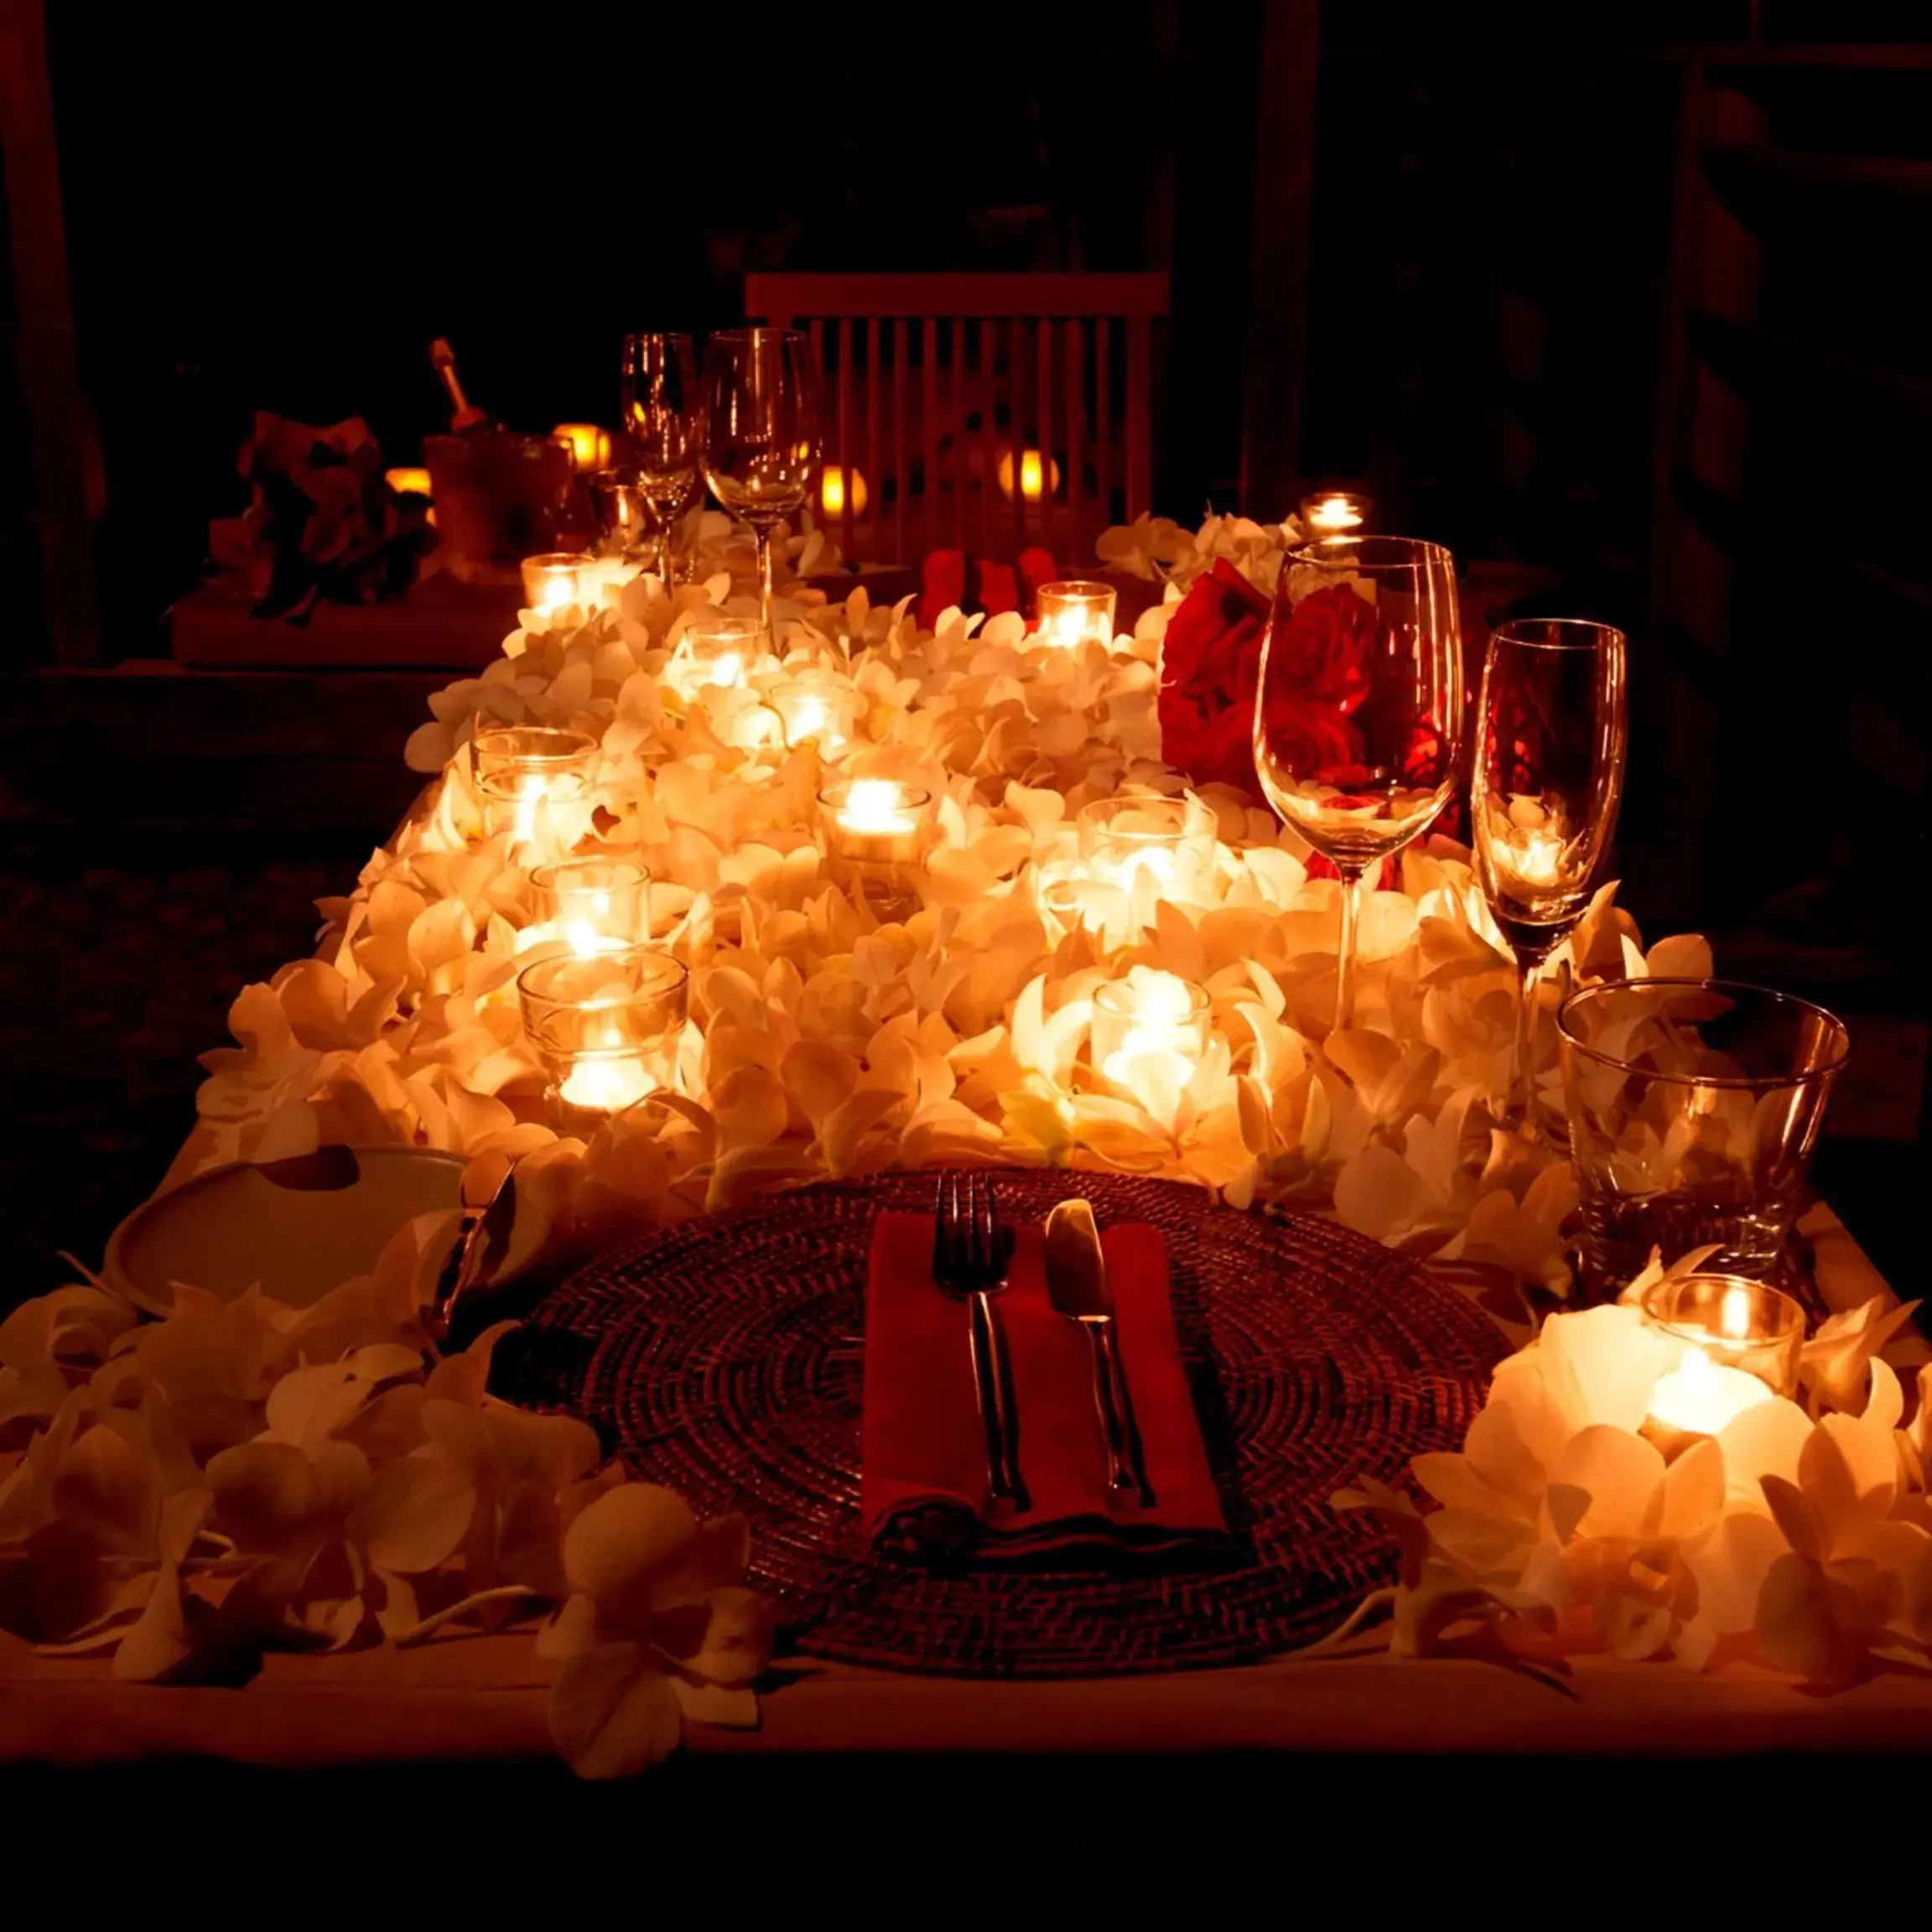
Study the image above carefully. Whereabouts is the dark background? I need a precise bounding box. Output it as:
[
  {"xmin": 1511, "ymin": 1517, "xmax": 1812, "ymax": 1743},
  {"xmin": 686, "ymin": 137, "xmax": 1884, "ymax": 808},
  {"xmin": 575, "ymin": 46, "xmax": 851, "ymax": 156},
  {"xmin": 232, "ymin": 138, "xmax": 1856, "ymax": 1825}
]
[{"xmin": 0, "ymin": 0, "xmax": 1926, "ymax": 1293}]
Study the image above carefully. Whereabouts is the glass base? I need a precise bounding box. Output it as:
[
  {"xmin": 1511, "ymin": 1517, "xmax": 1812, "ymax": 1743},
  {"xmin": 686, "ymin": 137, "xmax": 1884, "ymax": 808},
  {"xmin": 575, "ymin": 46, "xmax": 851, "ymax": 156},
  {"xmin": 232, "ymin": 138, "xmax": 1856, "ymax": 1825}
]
[{"xmin": 1577, "ymin": 1193, "xmax": 1797, "ymax": 1301}]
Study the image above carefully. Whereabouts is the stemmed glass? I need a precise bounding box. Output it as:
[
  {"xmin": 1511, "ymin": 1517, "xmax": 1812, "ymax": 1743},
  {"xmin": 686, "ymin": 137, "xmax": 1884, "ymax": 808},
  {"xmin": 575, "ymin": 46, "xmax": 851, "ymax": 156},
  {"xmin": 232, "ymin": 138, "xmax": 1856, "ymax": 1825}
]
[
  {"xmin": 1254, "ymin": 535, "xmax": 1464, "ymax": 1035},
  {"xmin": 699, "ymin": 329, "xmax": 822, "ymax": 635},
  {"xmin": 619, "ymin": 332, "xmax": 700, "ymax": 584},
  {"xmin": 1472, "ymin": 617, "xmax": 1628, "ymax": 1130}
]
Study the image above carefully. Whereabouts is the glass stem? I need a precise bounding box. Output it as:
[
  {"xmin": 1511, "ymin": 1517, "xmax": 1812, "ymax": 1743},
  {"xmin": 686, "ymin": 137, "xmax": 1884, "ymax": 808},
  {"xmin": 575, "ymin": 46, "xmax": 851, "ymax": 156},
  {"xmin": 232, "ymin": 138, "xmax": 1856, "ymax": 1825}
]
[
  {"xmin": 756, "ymin": 522, "xmax": 776, "ymax": 637},
  {"xmin": 1332, "ymin": 865, "xmax": 1363, "ymax": 1036},
  {"xmin": 1511, "ymin": 946, "xmax": 1551, "ymax": 1133}
]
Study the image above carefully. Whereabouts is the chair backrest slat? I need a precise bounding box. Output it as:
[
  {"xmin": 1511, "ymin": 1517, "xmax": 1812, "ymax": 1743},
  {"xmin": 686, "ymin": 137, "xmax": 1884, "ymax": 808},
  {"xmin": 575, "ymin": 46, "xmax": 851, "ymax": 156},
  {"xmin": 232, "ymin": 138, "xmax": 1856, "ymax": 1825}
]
[{"xmin": 742, "ymin": 273, "xmax": 1167, "ymax": 567}]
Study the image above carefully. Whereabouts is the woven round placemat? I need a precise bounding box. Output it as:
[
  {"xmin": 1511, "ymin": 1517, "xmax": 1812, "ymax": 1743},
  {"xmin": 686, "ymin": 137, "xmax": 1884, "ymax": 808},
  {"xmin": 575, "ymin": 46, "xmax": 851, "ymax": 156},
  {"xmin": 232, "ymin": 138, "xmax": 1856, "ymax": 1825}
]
[{"xmin": 526, "ymin": 1169, "xmax": 1506, "ymax": 1680}]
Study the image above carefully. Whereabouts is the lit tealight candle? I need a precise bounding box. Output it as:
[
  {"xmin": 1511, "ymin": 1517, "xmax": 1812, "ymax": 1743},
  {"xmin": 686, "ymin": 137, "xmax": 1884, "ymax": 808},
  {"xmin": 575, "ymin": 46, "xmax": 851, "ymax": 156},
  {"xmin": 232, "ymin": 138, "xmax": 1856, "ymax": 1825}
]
[
  {"xmin": 477, "ymin": 768, "xmax": 592, "ymax": 865},
  {"xmin": 676, "ymin": 614, "xmax": 762, "ymax": 694},
  {"xmin": 1091, "ymin": 968, "xmax": 1212, "ymax": 1123},
  {"xmin": 521, "ymin": 551, "xmax": 595, "ymax": 621},
  {"xmin": 559, "ymin": 1033, "xmax": 657, "ymax": 1113},
  {"xmin": 384, "ymin": 466, "xmax": 432, "ymax": 498},
  {"xmin": 1646, "ymin": 1344, "xmax": 1774, "ymax": 1442},
  {"xmin": 1299, "ymin": 490, "xmax": 1372, "ymax": 536},
  {"xmin": 1076, "ymin": 795, "xmax": 1214, "ymax": 943},
  {"xmin": 768, "ymin": 679, "xmax": 856, "ymax": 755},
  {"xmin": 1643, "ymin": 1272, "xmax": 1805, "ymax": 1399},
  {"xmin": 1036, "ymin": 580, "xmax": 1116, "ymax": 651},
  {"xmin": 553, "ymin": 423, "xmax": 611, "ymax": 472},
  {"xmin": 517, "ymin": 945, "xmax": 688, "ymax": 1125},
  {"xmin": 532, "ymin": 858, "xmax": 649, "ymax": 956},
  {"xmin": 818, "ymin": 777, "xmax": 934, "ymax": 921}
]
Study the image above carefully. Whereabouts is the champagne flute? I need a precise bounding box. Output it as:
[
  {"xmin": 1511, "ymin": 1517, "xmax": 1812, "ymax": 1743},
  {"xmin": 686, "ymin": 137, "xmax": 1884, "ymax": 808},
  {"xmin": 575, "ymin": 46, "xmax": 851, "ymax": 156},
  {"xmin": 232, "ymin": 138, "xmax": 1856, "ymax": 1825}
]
[
  {"xmin": 1472, "ymin": 617, "xmax": 1628, "ymax": 1130},
  {"xmin": 1254, "ymin": 535, "xmax": 1464, "ymax": 1035},
  {"xmin": 699, "ymin": 328, "xmax": 821, "ymax": 634},
  {"xmin": 619, "ymin": 332, "xmax": 700, "ymax": 584}
]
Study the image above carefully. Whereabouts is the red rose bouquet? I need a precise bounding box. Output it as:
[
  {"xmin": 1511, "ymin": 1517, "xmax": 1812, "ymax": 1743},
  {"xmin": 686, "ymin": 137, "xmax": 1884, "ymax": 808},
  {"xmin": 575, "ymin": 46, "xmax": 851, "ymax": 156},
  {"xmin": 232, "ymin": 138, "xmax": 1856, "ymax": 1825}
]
[{"xmin": 1156, "ymin": 558, "xmax": 1274, "ymax": 797}]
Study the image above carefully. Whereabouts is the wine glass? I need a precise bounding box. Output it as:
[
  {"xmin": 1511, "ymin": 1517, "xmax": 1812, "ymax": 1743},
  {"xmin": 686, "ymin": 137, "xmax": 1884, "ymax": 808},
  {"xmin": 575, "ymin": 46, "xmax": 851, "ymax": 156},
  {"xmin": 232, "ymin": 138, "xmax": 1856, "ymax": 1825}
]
[
  {"xmin": 619, "ymin": 332, "xmax": 700, "ymax": 584},
  {"xmin": 699, "ymin": 329, "xmax": 821, "ymax": 634},
  {"xmin": 1254, "ymin": 534, "xmax": 1465, "ymax": 1035},
  {"xmin": 1472, "ymin": 617, "xmax": 1628, "ymax": 1130}
]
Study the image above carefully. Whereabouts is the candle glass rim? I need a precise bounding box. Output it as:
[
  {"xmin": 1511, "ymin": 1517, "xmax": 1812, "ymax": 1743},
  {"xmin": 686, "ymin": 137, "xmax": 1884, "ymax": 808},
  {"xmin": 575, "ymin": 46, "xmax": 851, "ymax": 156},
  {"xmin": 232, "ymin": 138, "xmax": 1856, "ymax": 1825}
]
[
  {"xmin": 1036, "ymin": 579, "xmax": 1114, "ymax": 603},
  {"xmin": 516, "ymin": 943, "xmax": 689, "ymax": 1021},
  {"xmin": 1557, "ymin": 977, "xmax": 1852, "ymax": 1090},
  {"xmin": 817, "ymin": 778, "xmax": 932, "ymax": 813},
  {"xmin": 1077, "ymin": 794, "xmax": 1206, "ymax": 845},
  {"xmin": 680, "ymin": 613, "xmax": 763, "ymax": 644},
  {"xmin": 521, "ymin": 550, "xmax": 597, "ymax": 573},
  {"xmin": 472, "ymin": 724, "xmax": 598, "ymax": 771},
  {"xmin": 1093, "ymin": 973, "xmax": 1212, "ymax": 1024},
  {"xmin": 1640, "ymin": 1271, "xmax": 1807, "ymax": 1349},
  {"xmin": 530, "ymin": 857, "xmax": 652, "ymax": 892},
  {"xmin": 1298, "ymin": 488, "xmax": 1373, "ymax": 514},
  {"xmin": 476, "ymin": 766, "xmax": 591, "ymax": 802}
]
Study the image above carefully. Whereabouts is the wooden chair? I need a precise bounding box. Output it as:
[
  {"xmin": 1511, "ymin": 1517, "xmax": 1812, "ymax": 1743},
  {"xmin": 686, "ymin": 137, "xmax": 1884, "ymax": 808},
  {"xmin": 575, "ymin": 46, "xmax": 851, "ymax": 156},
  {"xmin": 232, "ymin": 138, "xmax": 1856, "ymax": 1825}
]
[{"xmin": 744, "ymin": 273, "xmax": 1167, "ymax": 569}]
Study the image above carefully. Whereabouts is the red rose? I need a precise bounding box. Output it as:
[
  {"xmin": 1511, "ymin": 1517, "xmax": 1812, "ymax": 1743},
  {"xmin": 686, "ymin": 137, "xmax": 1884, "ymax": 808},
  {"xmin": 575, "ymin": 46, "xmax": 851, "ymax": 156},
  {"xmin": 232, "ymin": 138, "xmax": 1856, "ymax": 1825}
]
[
  {"xmin": 1267, "ymin": 582, "xmax": 1375, "ymax": 714},
  {"xmin": 975, "ymin": 558, "xmax": 1019, "ymax": 616},
  {"xmin": 1158, "ymin": 559, "xmax": 1273, "ymax": 794},
  {"xmin": 919, "ymin": 550, "xmax": 968, "ymax": 630}
]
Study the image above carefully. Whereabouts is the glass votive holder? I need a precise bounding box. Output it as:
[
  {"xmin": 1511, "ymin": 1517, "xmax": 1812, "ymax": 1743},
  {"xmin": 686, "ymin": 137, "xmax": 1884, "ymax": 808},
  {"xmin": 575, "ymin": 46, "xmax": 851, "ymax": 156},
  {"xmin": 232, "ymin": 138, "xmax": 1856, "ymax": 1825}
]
[
  {"xmin": 1642, "ymin": 1272, "xmax": 1805, "ymax": 1400},
  {"xmin": 1090, "ymin": 967, "xmax": 1212, "ymax": 1121},
  {"xmin": 585, "ymin": 467, "xmax": 649, "ymax": 557},
  {"xmin": 767, "ymin": 678, "xmax": 858, "ymax": 755},
  {"xmin": 473, "ymin": 725, "xmax": 598, "ymax": 786},
  {"xmin": 675, "ymin": 613, "xmax": 762, "ymax": 693},
  {"xmin": 517, "ymin": 944, "xmax": 688, "ymax": 1124},
  {"xmin": 521, "ymin": 551, "xmax": 596, "ymax": 621},
  {"xmin": 1036, "ymin": 579, "xmax": 1117, "ymax": 650},
  {"xmin": 477, "ymin": 766, "xmax": 593, "ymax": 865},
  {"xmin": 532, "ymin": 857, "xmax": 649, "ymax": 956},
  {"xmin": 1078, "ymin": 795, "xmax": 1215, "ymax": 900},
  {"xmin": 818, "ymin": 778, "xmax": 935, "ymax": 922},
  {"xmin": 1298, "ymin": 489, "xmax": 1373, "ymax": 537}
]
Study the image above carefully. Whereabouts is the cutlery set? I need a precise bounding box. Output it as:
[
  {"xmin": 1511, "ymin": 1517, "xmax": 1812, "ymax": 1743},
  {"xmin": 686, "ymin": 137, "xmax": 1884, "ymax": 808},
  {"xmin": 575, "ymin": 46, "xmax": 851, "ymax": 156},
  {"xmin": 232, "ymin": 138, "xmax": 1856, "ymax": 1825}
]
[{"xmin": 931, "ymin": 1171, "xmax": 1156, "ymax": 1513}]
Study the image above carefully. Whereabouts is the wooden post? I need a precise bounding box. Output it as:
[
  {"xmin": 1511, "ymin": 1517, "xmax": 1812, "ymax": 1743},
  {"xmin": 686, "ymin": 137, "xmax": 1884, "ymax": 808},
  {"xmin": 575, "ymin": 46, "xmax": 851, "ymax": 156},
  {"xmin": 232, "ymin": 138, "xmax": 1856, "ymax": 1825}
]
[
  {"xmin": 0, "ymin": 0, "xmax": 98, "ymax": 664},
  {"xmin": 1239, "ymin": 0, "xmax": 1321, "ymax": 525}
]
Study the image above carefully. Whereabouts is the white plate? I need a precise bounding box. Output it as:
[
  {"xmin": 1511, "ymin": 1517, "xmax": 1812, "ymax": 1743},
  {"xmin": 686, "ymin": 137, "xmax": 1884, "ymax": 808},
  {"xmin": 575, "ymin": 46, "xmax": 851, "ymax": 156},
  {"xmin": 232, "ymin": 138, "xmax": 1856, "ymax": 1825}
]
[{"xmin": 105, "ymin": 1145, "xmax": 466, "ymax": 1317}]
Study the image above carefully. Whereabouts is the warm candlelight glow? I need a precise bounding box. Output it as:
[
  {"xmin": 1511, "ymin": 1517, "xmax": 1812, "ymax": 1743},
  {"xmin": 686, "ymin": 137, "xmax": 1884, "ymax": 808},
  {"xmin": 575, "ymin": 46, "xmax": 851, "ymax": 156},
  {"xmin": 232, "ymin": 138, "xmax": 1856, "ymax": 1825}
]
[
  {"xmin": 384, "ymin": 466, "xmax": 432, "ymax": 497},
  {"xmin": 558, "ymin": 1041, "xmax": 655, "ymax": 1112},
  {"xmin": 819, "ymin": 465, "xmax": 868, "ymax": 520},
  {"xmin": 1641, "ymin": 1271, "xmax": 1807, "ymax": 1400},
  {"xmin": 517, "ymin": 945, "xmax": 688, "ymax": 1125},
  {"xmin": 1092, "ymin": 968, "xmax": 1211, "ymax": 1123},
  {"xmin": 839, "ymin": 777, "xmax": 917, "ymax": 835},
  {"xmin": 553, "ymin": 423, "xmax": 610, "ymax": 472},
  {"xmin": 1036, "ymin": 581, "xmax": 1116, "ymax": 651},
  {"xmin": 768, "ymin": 680, "xmax": 854, "ymax": 754},
  {"xmin": 1300, "ymin": 490, "xmax": 1372, "ymax": 536},
  {"xmin": 1647, "ymin": 1345, "xmax": 1774, "ymax": 1438},
  {"xmin": 533, "ymin": 859, "xmax": 648, "ymax": 957},
  {"xmin": 1077, "ymin": 796, "xmax": 1215, "ymax": 929},
  {"xmin": 521, "ymin": 552, "xmax": 595, "ymax": 620},
  {"xmin": 676, "ymin": 614, "xmax": 762, "ymax": 695},
  {"xmin": 997, "ymin": 448, "xmax": 1062, "ymax": 501},
  {"xmin": 1509, "ymin": 826, "xmax": 1565, "ymax": 887}
]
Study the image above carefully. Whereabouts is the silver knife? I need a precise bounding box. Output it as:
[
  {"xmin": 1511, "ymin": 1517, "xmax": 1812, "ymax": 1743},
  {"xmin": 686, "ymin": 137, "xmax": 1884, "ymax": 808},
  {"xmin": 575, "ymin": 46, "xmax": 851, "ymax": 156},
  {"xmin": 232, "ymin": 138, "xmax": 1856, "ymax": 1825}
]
[{"xmin": 1043, "ymin": 1199, "xmax": 1156, "ymax": 1507}]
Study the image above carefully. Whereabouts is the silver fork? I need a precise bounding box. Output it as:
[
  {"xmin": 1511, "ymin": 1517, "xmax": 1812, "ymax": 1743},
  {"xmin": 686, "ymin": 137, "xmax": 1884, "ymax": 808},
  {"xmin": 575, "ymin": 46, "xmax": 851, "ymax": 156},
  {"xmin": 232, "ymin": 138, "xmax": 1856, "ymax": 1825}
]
[{"xmin": 932, "ymin": 1171, "xmax": 1028, "ymax": 1514}]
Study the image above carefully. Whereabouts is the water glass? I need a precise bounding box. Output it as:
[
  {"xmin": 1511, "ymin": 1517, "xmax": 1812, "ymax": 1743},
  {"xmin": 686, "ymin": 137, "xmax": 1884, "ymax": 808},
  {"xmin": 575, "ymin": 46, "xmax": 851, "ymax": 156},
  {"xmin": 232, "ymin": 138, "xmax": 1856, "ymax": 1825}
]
[{"xmin": 1558, "ymin": 977, "xmax": 1850, "ymax": 1292}]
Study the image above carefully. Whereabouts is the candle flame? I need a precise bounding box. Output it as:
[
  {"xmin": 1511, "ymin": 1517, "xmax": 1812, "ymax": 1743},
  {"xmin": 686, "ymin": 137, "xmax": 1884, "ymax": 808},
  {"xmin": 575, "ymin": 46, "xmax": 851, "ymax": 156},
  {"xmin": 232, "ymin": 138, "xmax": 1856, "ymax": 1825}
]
[
  {"xmin": 559, "ymin": 1055, "xmax": 654, "ymax": 1112},
  {"xmin": 1127, "ymin": 969, "xmax": 1197, "ymax": 1027},
  {"xmin": 839, "ymin": 778, "xmax": 913, "ymax": 834},
  {"xmin": 512, "ymin": 774, "xmax": 543, "ymax": 852},
  {"xmin": 1310, "ymin": 495, "xmax": 1363, "ymax": 532},
  {"xmin": 1720, "ymin": 1285, "xmax": 1752, "ymax": 1341},
  {"xmin": 1647, "ymin": 1343, "xmax": 1774, "ymax": 1437}
]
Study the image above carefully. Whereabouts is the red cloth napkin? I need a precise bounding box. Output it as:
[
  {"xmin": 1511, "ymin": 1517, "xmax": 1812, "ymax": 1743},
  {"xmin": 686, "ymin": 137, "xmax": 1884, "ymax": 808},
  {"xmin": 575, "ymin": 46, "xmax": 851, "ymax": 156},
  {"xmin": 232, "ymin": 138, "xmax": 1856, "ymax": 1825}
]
[{"xmin": 860, "ymin": 1209, "xmax": 1225, "ymax": 1557}]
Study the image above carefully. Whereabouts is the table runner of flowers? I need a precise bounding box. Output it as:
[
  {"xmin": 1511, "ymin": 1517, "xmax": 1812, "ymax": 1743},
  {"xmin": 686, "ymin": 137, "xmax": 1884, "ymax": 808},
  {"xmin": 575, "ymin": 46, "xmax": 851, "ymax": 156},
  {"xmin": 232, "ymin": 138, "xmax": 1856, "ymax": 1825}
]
[{"xmin": 3, "ymin": 509, "xmax": 1927, "ymax": 1778}]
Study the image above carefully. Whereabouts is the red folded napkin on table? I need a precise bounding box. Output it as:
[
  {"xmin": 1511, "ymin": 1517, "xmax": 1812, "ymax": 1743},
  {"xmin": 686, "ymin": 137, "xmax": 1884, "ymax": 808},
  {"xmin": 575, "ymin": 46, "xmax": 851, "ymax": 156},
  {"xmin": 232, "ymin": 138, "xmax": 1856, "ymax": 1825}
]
[{"xmin": 860, "ymin": 1209, "xmax": 1225, "ymax": 1557}]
